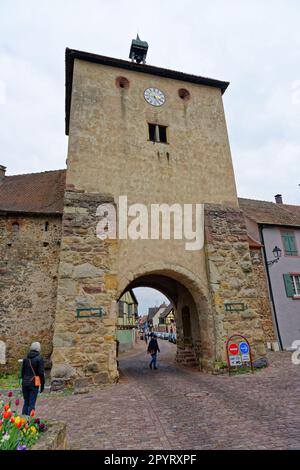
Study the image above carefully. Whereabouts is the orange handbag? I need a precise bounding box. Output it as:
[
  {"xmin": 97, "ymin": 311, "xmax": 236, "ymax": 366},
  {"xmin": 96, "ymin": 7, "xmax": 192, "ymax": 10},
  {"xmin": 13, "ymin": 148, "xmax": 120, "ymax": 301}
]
[{"xmin": 29, "ymin": 359, "xmax": 41, "ymax": 387}]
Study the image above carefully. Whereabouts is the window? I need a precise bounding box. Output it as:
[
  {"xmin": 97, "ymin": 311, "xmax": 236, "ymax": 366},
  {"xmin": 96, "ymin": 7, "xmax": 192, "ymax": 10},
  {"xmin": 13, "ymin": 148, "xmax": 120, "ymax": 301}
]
[
  {"xmin": 282, "ymin": 231, "xmax": 298, "ymax": 256},
  {"xmin": 148, "ymin": 124, "xmax": 168, "ymax": 143},
  {"xmin": 12, "ymin": 222, "xmax": 19, "ymax": 233},
  {"xmin": 118, "ymin": 301, "xmax": 124, "ymax": 317},
  {"xmin": 283, "ymin": 274, "xmax": 300, "ymax": 297}
]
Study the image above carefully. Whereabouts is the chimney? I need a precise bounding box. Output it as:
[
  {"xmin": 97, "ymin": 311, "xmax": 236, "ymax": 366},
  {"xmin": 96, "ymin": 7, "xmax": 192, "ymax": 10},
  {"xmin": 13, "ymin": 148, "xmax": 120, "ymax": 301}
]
[
  {"xmin": 275, "ymin": 194, "xmax": 283, "ymax": 204},
  {"xmin": 0, "ymin": 165, "xmax": 6, "ymax": 182}
]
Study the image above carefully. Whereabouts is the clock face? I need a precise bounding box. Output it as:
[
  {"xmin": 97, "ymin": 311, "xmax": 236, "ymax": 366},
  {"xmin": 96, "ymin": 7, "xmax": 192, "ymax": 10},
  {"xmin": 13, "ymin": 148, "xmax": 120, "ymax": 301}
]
[{"xmin": 144, "ymin": 87, "xmax": 165, "ymax": 107}]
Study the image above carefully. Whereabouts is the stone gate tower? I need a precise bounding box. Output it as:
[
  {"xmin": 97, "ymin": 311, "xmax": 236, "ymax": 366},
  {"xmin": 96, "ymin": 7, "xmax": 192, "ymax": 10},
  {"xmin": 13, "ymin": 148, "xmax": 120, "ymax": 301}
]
[{"xmin": 51, "ymin": 45, "xmax": 266, "ymax": 388}]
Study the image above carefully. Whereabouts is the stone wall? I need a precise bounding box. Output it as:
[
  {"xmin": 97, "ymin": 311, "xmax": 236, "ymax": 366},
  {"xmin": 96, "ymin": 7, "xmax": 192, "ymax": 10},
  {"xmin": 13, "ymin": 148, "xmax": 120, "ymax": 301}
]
[
  {"xmin": 51, "ymin": 190, "xmax": 119, "ymax": 389},
  {"xmin": 204, "ymin": 205, "xmax": 267, "ymax": 362},
  {"xmin": 31, "ymin": 421, "xmax": 68, "ymax": 450},
  {"xmin": 249, "ymin": 248, "xmax": 276, "ymax": 343},
  {"xmin": 0, "ymin": 213, "xmax": 62, "ymax": 371}
]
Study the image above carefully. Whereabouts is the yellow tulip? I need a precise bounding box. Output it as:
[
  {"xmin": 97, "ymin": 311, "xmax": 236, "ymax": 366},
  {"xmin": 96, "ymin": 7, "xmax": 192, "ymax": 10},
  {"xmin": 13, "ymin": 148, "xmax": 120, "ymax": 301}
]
[{"xmin": 30, "ymin": 426, "xmax": 37, "ymax": 433}]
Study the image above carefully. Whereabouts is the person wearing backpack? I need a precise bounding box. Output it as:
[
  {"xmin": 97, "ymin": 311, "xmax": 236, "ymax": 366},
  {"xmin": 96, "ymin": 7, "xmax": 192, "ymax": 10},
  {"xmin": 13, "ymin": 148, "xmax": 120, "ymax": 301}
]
[{"xmin": 21, "ymin": 342, "xmax": 45, "ymax": 416}]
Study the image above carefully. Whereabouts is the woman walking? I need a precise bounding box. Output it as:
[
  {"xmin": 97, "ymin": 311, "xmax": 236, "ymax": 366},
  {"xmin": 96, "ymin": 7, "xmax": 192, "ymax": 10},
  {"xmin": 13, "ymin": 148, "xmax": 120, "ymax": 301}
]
[
  {"xmin": 147, "ymin": 333, "xmax": 160, "ymax": 370},
  {"xmin": 21, "ymin": 342, "xmax": 45, "ymax": 416}
]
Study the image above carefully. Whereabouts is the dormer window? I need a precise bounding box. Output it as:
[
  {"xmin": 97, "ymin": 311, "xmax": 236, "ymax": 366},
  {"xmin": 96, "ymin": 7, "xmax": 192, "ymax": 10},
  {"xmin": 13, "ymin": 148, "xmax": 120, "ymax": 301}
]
[{"xmin": 148, "ymin": 123, "xmax": 168, "ymax": 144}]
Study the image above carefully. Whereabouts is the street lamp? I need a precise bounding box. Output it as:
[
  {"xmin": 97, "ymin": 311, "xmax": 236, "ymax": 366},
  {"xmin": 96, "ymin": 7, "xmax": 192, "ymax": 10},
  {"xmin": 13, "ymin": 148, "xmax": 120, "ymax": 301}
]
[{"xmin": 267, "ymin": 246, "xmax": 282, "ymax": 266}]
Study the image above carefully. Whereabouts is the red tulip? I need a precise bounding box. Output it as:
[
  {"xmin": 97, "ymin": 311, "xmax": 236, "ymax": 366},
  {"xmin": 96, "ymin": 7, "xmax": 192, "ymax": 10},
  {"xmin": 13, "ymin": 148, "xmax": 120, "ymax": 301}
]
[
  {"xmin": 2, "ymin": 411, "xmax": 12, "ymax": 419},
  {"xmin": 30, "ymin": 409, "xmax": 35, "ymax": 417},
  {"xmin": 8, "ymin": 391, "xmax": 13, "ymax": 397},
  {"xmin": 3, "ymin": 404, "xmax": 9, "ymax": 411},
  {"xmin": 15, "ymin": 399, "xmax": 20, "ymax": 406},
  {"xmin": 10, "ymin": 416, "xmax": 15, "ymax": 423}
]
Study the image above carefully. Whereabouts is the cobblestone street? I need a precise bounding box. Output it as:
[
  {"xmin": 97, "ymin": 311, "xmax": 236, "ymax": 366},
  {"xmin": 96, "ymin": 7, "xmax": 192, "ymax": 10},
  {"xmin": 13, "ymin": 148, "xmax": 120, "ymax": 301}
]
[{"xmin": 36, "ymin": 341, "xmax": 300, "ymax": 450}]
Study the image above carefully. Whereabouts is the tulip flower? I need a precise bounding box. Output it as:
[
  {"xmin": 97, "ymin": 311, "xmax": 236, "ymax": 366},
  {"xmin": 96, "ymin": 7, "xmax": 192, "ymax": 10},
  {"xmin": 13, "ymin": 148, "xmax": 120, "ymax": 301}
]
[
  {"xmin": 15, "ymin": 399, "xmax": 20, "ymax": 406},
  {"xmin": 2, "ymin": 410, "xmax": 12, "ymax": 419},
  {"xmin": 17, "ymin": 444, "xmax": 27, "ymax": 451},
  {"xmin": 10, "ymin": 416, "xmax": 15, "ymax": 423},
  {"xmin": 30, "ymin": 409, "xmax": 35, "ymax": 417},
  {"xmin": 3, "ymin": 404, "xmax": 9, "ymax": 411},
  {"xmin": 8, "ymin": 391, "xmax": 13, "ymax": 397}
]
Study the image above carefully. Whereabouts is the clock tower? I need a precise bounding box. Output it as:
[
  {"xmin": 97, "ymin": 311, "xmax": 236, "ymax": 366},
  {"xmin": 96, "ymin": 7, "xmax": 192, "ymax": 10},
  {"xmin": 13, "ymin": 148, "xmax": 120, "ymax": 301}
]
[{"xmin": 51, "ymin": 45, "xmax": 266, "ymax": 389}]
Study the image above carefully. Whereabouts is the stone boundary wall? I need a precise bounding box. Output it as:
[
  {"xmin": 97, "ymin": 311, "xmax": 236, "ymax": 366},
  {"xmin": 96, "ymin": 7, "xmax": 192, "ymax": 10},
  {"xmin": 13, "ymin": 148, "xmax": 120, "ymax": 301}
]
[
  {"xmin": 204, "ymin": 204, "xmax": 267, "ymax": 362},
  {"xmin": 0, "ymin": 214, "xmax": 62, "ymax": 372}
]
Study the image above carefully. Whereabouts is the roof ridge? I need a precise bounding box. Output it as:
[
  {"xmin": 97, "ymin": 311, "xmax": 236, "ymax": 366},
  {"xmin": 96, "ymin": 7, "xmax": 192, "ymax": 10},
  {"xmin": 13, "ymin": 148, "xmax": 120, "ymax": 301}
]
[
  {"xmin": 238, "ymin": 197, "xmax": 276, "ymax": 205},
  {"xmin": 5, "ymin": 168, "xmax": 66, "ymax": 178}
]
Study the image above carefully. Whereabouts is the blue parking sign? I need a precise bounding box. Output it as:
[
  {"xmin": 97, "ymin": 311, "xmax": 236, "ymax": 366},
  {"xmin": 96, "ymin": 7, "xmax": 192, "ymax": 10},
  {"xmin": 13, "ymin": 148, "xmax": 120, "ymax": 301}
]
[{"xmin": 239, "ymin": 342, "xmax": 249, "ymax": 354}]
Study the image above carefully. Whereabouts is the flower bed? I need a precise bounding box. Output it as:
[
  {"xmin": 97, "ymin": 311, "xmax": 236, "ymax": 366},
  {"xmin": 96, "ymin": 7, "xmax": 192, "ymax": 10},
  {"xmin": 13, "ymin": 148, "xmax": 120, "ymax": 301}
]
[{"xmin": 0, "ymin": 391, "xmax": 48, "ymax": 450}]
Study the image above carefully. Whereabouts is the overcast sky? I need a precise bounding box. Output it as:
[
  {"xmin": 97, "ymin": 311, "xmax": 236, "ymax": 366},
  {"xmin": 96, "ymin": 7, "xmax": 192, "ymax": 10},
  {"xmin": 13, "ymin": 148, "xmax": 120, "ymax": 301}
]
[{"xmin": 1, "ymin": 0, "xmax": 299, "ymax": 314}]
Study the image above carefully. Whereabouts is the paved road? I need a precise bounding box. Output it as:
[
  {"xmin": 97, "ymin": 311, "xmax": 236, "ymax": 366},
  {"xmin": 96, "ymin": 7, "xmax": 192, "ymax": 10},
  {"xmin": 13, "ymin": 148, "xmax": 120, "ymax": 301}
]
[{"xmin": 35, "ymin": 341, "xmax": 300, "ymax": 449}]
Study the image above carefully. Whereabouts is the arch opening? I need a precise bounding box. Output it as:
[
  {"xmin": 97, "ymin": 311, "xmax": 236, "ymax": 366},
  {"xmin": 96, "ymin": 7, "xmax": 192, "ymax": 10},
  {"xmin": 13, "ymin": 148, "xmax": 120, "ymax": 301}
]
[{"xmin": 116, "ymin": 269, "xmax": 214, "ymax": 372}]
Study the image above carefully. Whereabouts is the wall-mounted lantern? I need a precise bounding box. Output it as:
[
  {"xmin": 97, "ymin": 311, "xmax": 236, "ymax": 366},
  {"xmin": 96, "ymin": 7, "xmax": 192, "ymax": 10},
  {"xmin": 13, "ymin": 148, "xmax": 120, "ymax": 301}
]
[{"xmin": 267, "ymin": 246, "xmax": 282, "ymax": 266}]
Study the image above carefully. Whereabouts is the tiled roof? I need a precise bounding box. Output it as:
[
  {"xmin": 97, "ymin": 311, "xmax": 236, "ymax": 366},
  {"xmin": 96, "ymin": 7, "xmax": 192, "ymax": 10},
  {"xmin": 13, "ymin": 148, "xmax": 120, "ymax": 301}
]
[
  {"xmin": 159, "ymin": 303, "xmax": 173, "ymax": 319},
  {"xmin": 239, "ymin": 198, "xmax": 300, "ymax": 227},
  {"xmin": 0, "ymin": 170, "xmax": 66, "ymax": 214},
  {"xmin": 247, "ymin": 235, "xmax": 262, "ymax": 249}
]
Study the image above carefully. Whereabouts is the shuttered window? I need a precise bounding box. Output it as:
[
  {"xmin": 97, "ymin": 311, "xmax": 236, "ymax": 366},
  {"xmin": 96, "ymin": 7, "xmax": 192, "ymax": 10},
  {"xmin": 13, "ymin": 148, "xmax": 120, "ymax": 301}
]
[
  {"xmin": 283, "ymin": 274, "xmax": 300, "ymax": 297},
  {"xmin": 282, "ymin": 231, "xmax": 298, "ymax": 256}
]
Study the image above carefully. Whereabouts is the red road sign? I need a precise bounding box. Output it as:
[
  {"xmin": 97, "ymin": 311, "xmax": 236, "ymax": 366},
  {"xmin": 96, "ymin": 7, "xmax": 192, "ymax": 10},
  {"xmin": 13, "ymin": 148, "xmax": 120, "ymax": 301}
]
[{"xmin": 228, "ymin": 343, "xmax": 239, "ymax": 355}]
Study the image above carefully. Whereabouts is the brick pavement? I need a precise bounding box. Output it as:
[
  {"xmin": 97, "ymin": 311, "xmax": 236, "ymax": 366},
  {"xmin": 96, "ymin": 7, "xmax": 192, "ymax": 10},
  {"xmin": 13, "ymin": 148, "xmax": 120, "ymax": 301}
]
[{"xmin": 35, "ymin": 341, "xmax": 300, "ymax": 449}]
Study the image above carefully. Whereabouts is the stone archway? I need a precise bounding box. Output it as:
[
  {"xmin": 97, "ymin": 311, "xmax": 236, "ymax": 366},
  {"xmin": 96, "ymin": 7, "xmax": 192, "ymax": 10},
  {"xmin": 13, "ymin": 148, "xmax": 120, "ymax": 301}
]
[{"xmin": 117, "ymin": 264, "xmax": 215, "ymax": 371}]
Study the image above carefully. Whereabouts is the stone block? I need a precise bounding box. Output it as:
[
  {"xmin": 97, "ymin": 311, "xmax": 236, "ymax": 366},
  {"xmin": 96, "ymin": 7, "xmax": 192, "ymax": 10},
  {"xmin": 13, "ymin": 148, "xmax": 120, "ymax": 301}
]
[
  {"xmin": 50, "ymin": 379, "xmax": 66, "ymax": 392},
  {"xmin": 73, "ymin": 263, "xmax": 101, "ymax": 279},
  {"xmin": 104, "ymin": 274, "xmax": 117, "ymax": 290},
  {"xmin": 240, "ymin": 261, "xmax": 252, "ymax": 273},
  {"xmin": 84, "ymin": 362, "xmax": 100, "ymax": 373},
  {"xmin": 74, "ymin": 377, "xmax": 92, "ymax": 388},
  {"xmin": 94, "ymin": 371, "xmax": 109, "ymax": 384},
  {"xmin": 59, "ymin": 263, "xmax": 74, "ymax": 278},
  {"xmin": 51, "ymin": 363, "xmax": 76, "ymax": 380}
]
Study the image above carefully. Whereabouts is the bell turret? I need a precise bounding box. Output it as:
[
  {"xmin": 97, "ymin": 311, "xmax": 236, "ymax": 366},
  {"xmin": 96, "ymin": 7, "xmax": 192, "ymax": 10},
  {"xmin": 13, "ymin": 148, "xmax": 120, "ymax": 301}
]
[{"xmin": 129, "ymin": 34, "xmax": 148, "ymax": 64}]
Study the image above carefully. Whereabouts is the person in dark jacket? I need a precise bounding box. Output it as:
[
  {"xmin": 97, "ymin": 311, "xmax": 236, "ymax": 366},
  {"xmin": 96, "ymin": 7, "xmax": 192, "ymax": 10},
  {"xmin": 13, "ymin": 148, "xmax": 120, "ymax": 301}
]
[
  {"xmin": 147, "ymin": 333, "xmax": 160, "ymax": 370},
  {"xmin": 21, "ymin": 342, "xmax": 45, "ymax": 416}
]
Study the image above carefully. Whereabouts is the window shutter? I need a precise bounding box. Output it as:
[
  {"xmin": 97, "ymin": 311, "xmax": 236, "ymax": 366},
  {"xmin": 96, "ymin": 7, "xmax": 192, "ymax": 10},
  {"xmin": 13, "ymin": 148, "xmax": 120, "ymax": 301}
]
[
  {"xmin": 288, "ymin": 234, "xmax": 297, "ymax": 255},
  {"xmin": 283, "ymin": 274, "xmax": 295, "ymax": 297},
  {"xmin": 282, "ymin": 232, "xmax": 298, "ymax": 255}
]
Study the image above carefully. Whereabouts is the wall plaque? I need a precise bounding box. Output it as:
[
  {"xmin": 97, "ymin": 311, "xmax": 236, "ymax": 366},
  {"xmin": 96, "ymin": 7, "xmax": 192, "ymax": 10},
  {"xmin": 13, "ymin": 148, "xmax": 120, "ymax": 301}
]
[
  {"xmin": 224, "ymin": 302, "xmax": 246, "ymax": 312},
  {"xmin": 76, "ymin": 307, "xmax": 105, "ymax": 319}
]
